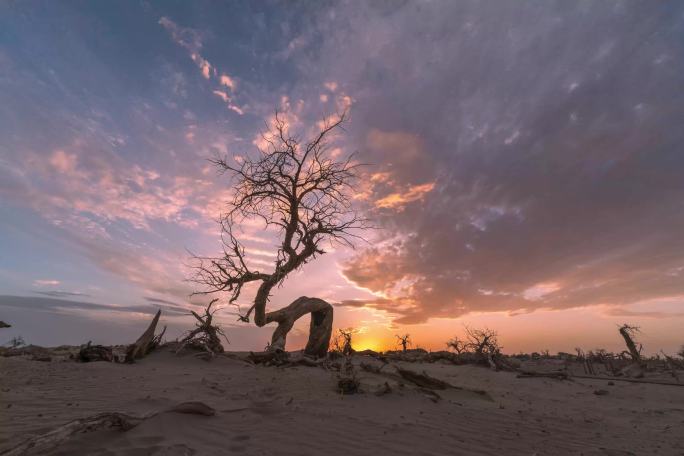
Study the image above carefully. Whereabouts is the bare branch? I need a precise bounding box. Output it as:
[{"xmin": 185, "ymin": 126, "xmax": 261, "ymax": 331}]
[{"xmin": 191, "ymin": 109, "xmax": 367, "ymax": 348}]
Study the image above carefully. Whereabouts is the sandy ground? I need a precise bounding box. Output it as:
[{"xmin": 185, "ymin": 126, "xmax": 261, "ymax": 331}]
[{"xmin": 1, "ymin": 349, "xmax": 683, "ymax": 455}]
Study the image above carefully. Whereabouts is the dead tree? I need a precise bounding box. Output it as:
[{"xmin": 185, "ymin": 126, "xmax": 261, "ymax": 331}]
[
  {"xmin": 192, "ymin": 110, "xmax": 366, "ymax": 357},
  {"xmin": 396, "ymin": 334, "xmax": 411, "ymax": 352},
  {"xmin": 176, "ymin": 299, "xmax": 228, "ymax": 357},
  {"xmin": 463, "ymin": 326, "xmax": 508, "ymax": 370},
  {"xmin": 618, "ymin": 324, "xmax": 643, "ymax": 363},
  {"xmin": 330, "ymin": 332, "xmax": 344, "ymax": 353},
  {"xmin": 78, "ymin": 341, "xmax": 113, "ymax": 362},
  {"xmin": 125, "ymin": 309, "xmax": 166, "ymax": 363},
  {"xmin": 447, "ymin": 336, "xmax": 466, "ymax": 354},
  {"xmin": 339, "ymin": 328, "xmax": 354, "ymax": 356}
]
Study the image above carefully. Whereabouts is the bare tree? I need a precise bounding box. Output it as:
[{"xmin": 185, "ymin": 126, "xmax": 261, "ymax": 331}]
[
  {"xmin": 192, "ymin": 111, "xmax": 366, "ymax": 357},
  {"xmin": 396, "ymin": 334, "xmax": 411, "ymax": 352},
  {"xmin": 618, "ymin": 324, "xmax": 643, "ymax": 363},
  {"xmin": 338, "ymin": 328, "xmax": 355, "ymax": 356},
  {"xmin": 447, "ymin": 336, "xmax": 466, "ymax": 354},
  {"xmin": 463, "ymin": 326, "xmax": 501, "ymax": 356},
  {"xmin": 176, "ymin": 299, "xmax": 229, "ymax": 357}
]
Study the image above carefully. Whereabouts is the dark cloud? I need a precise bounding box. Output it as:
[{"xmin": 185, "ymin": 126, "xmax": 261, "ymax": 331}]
[
  {"xmin": 34, "ymin": 291, "xmax": 91, "ymax": 298},
  {"xmin": 313, "ymin": 1, "xmax": 684, "ymax": 323},
  {"xmin": 0, "ymin": 295, "xmax": 187, "ymax": 316},
  {"xmin": 144, "ymin": 296, "xmax": 182, "ymax": 306}
]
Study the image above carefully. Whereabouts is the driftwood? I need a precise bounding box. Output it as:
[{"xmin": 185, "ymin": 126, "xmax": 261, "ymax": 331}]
[
  {"xmin": 78, "ymin": 342, "xmax": 113, "ymax": 362},
  {"xmin": 362, "ymin": 364, "xmax": 447, "ymax": 389},
  {"xmin": 125, "ymin": 310, "xmax": 165, "ymax": 363},
  {"xmin": 3, "ymin": 412, "xmax": 145, "ymax": 455},
  {"xmin": 396, "ymin": 368, "xmax": 453, "ymax": 390},
  {"xmin": 516, "ymin": 370, "xmax": 570, "ymax": 380},
  {"xmin": 248, "ymin": 350, "xmax": 289, "ymax": 366},
  {"xmin": 360, "ymin": 363, "xmax": 489, "ymax": 400},
  {"xmin": 4, "ymin": 402, "xmax": 215, "ymax": 456},
  {"xmin": 247, "ymin": 350, "xmax": 326, "ymax": 368},
  {"xmin": 176, "ymin": 300, "xmax": 227, "ymax": 358},
  {"xmin": 572, "ymin": 374, "xmax": 684, "ymax": 386},
  {"xmin": 337, "ymin": 357, "xmax": 360, "ymax": 394}
]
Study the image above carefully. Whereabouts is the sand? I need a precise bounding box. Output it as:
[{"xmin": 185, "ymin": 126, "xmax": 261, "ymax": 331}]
[{"xmin": 1, "ymin": 349, "xmax": 683, "ymax": 455}]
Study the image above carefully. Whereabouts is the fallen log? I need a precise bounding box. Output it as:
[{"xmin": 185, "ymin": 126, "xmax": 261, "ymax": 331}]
[
  {"xmin": 572, "ymin": 374, "xmax": 684, "ymax": 386},
  {"xmin": 3, "ymin": 402, "xmax": 215, "ymax": 456},
  {"xmin": 517, "ymin": 371, "xmax": 570, "ymax": 380},
  {"xmin": 248, "ymin": 350, "xmax": 289, "ymax": 366},
  {"xmin": 125, "ymin": 309, "xmax": 163, "ymax": 363},
  {"xmin": 395, "ymin": 368, "xmax": 454, "ymax": 390},
  {"xmin": 78, "ymin": 342, "xmax": 113, "ymax": 362}
]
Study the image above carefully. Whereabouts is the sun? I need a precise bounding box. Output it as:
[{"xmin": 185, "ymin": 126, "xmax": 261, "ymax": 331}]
[{"xmin": 353, "ymin": 337, "xmax": 385, "ymax": 352}]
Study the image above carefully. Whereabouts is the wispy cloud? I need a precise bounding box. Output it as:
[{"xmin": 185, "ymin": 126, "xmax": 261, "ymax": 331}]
[
  {"xmin": 159, "ymin": 16, "xmax": 243, "ymax": 114},
  {"xmin": 33, "ymin": 279, "xmax": 61, "ymax": 287},
  {"xmin": 34, "ymin": 290, "xmax": 91, "ymax": 298}
]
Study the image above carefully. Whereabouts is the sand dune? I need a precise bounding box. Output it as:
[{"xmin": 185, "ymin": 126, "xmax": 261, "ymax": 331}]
[{"xmin": 1, "ymin": 349, "xmax": 683, "ymax": 455}]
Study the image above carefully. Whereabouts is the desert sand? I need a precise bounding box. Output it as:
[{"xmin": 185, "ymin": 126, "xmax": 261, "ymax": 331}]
[{"xmin": 2, "ymin": 347, "xmax": 683, "ymax": 456}]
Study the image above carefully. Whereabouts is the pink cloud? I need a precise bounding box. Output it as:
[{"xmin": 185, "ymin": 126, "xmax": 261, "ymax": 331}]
[
  {"xmin": 212, "ymin": 90, "xmax": 230, "ymax": 102},
  {"xmin": 374, "ymin": 182, "xmax": 435, "ymax": 210},
  {"xmin": 49, "ymin": 149, "xmax": 77, "ymax": 173},
  {"xmin": 220, "ymin": 74, "xmax": 235, "ymax": 90}
]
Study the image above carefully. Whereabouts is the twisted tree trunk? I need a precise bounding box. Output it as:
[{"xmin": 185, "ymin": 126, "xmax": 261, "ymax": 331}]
[
  {"xmin": 619, "ymin": 325, "xmax": 642, "ymax": 363},
  {"xmin": 261, "ymin": 296, "xmax": 333, "ymax": 358}
]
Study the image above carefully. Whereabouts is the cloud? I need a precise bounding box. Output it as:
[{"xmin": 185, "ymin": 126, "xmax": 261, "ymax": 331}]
[
  {"xmin": 191, "ymin": 53, "xmax": 213, "ymax": 79},
  {"xmin": 212, "ymin": 90, "xmax": 230, "ymax": 102},
  {"xmin": 374, "ymin": 182, "xmax": 435, "ymax": 210},
  {"xmin": 0, "ymin": 295, "xmax": 176, "ymax": 316},
  {"xmin": 144, "ymin": 296, "xmax": 182, "ymax": 306},
  {"xmin": 220, "ymin": 74, "xmax": 235, "ymax": 90},
  {"xmin": 158, "ymin": 16, "xmax": 203, "ymax": 54},
  {"xmin": 159, "ymin": 17, "xmax": 214, "ymax": 80},
  {"xmin": 228, "ymin": 104, "xmax": 244, "ymax": 116},
  {"xmin": 315, "ymin": 2, "xmax": 684, "ymax": 324},
  {"xmin": 33, "ymin": 279, "xmax": 61, "ymax": 287},
  {"xmin": 34, "ymin": 290, "xmax": 91, "ymax": 298},
  {"xmin": 49, "ymin": 150, "xmax": 77, "ymax": 173},
  {"xmin": 159, "ymin": 17, "xmax": 244, "ymax": 115}
]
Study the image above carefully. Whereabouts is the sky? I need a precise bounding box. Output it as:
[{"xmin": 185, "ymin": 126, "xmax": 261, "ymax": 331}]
[{"xmin": 1, "ymin": 1, "xmax": 684, "ymax": 355}]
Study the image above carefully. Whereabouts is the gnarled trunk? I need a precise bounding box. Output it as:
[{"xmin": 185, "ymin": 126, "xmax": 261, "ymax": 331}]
[
  {"xmin": 619, "ymin": 325, "xmax": 642, "ymax": 363},
  {"xmin": 263, "ymin": 296, "xmax": 333, "ymax": 358}
]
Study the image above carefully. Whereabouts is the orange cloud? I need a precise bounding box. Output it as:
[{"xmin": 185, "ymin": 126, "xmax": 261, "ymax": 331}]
[
  {"xmin": 374, "ymin": 182, "xmax": 435, "ymax": 209},
  {"xmin": 191, "ymin": 53, "xmax": 213, "ymax": 79},
  {"xmin": 220, "ymin": 74, "xmax": 235, "ymax": 90}
]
